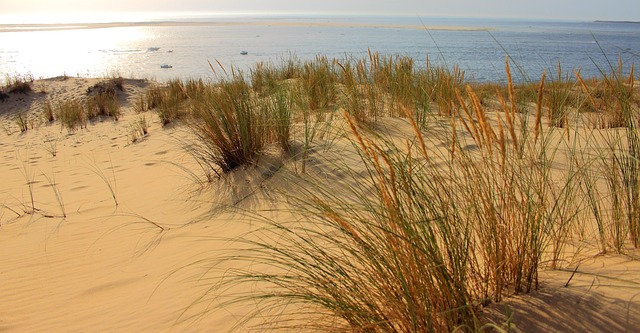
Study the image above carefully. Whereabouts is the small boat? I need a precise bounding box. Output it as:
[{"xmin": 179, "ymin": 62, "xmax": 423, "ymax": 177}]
[
  {"xmin": 147, "ymin": 47, "xmax": 160, "ymax": 52},
  {"xmin": 160, "ymin": 64, "xmax": 173, "ymax": 69},
  {"xmin": 240, "ymin": 51, "xmax": 248, "ymax": 55}
]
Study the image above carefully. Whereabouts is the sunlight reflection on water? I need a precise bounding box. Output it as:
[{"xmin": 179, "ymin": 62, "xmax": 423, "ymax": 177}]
[{"xmin": 0, "ymin": 26, "xmax": 152, "ymax": 78}]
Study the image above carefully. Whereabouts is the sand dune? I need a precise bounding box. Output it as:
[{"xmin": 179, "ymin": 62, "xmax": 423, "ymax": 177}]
[{"xmin": 1, "ymin": 77, "xmax": 639, "ymax": 332}]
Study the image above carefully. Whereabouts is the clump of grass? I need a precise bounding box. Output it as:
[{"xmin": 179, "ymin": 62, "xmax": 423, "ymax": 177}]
[
  {"xmin": 546, "ymin": 61, "xmax": 574, "ymax": 128},
  {"xmin": 15, "ymin": 113, "xmax": 29, "ymax": 133},
  {"xmin": 598, "ymin": 68, "xmax": 638, "ymax": 249},
  {"xmin": 267, "ymin": 88, "xmax": 293, "ymax": 152},
  {"xmin": 148, "ymin": 80, "xmax": 194, "ymax": 126},
  {"xmin": 573, "ymin": 57, "xmax": 640, "ymax": 251},
  {"xmin": 146, "ymin": 86, "xmax": 165, "ymax": 109},
  {"xmin": 86, "ymin": 77, "xmax": 124, "ymax": 96},
  {"xmin": 198, "ymin": 56, "xmax": 595, "ymax": 332},
  {"xmin": 251, "ymin": 55, "xmax": 303, "ymax": 97},
  {"xmin": 183, "ymin": 78, "xmax": 208, "ymax": 100},
  {"xmin": 128, "ymin": 115, "xmax": 149, "ymax": 143},
  {"xmin": 250, "ymin": 62, "xmax": 281, "ymax": 96},
  {"xmin": 43, "ymin": 99, "xmax": 55, "ymax": 122},
  {"xmin": 86, "ymin": 92, "xmax": 120, "ymax": 120},
  {"xmin": 189, "ymin": 74, "xmax": 271, "ymax": 174},
  {"xmin": 86, "ymin": 78, "xmax": 123, "ymax": 121},
  {"xmin": 156, "ymin": 91, "xmax": 187, "ymax": 126},
  {"xmin": 336, "ymin": 61, "xmax": 363, "ymax": 121},
  {"xmin": 211, "ymin": 108, "xmax": 569, "ymax": 331},
  {"xmin": 301, "ymin": 55, "xmax": 337, "ymax": 112},
  {"xmin": 4, "ymin": 73, "xmax": 34, "ymax": 94},
  {"xmin": 56, "ymin": 99, "xmax": 87, "ymax": 132},
  {"xmin": 150, "ymin": 52, "xmax": 640, "ymax": 330},
  {"xmin": 166, "ymin": 79, "xmax": 189, "ymax": 99},
  {"xmin": 422, "ymin": 61, "xmax": 465, "ymax": 123},
  {"xmin": 133, "ymin": 95, "xmax": 147, "ymax": 113}
]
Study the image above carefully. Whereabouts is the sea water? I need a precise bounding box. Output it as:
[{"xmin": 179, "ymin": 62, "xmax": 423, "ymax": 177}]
[{"xmin": 0, "ymin": 14, "xmax": 638, "ymax": 83}]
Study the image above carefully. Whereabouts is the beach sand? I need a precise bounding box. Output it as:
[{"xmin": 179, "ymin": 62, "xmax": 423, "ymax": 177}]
[{"xmin": 0, "ymin": 77, "xmax": 639, "ymax": 332}]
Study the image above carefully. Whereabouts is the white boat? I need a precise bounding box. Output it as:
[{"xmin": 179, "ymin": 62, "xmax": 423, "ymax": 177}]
[{"xmin": 160, "ymin": 64, "xmax": 173, "ymax": 69}]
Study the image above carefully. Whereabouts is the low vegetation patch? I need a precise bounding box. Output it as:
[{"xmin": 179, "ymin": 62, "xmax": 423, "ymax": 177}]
[
  {"xmin": 172, "ymin": 53, "xmax": 640, "ymax": 331},
  {"xmin": 55, "ymin": 99, "xmax": 87, "ymax": 132},
  {"xmin": 86, "ymin": 77, "xmax": 124, "ymax": 96},
  {"xmin": 128, "ymin": 115, "xmax": 149, "ymax": 143},
  {"xmin": 85, "ymin": 77, "xmax": 124, "ymax": 120},
  {"xmin": 4, "ymin": 74, "xmax": 34, "ymax": 94},
  {"xmin": 36, "ymin": 78, "xmax": 127, "ymax": 132}
]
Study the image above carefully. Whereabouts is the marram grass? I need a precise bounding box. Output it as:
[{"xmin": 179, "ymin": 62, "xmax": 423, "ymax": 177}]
[{"xmin": 166, "ymin": 52, "xmax": 638, "ymax": 331}]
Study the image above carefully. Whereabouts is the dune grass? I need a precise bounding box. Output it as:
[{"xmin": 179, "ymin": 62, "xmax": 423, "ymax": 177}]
[
  {"xmin": 3, "ymin": 73, "xmax": 34, "ymax": 94},
  {"xmin": 2, "ymin": 48, "xmax": 637, "ymax": 331},
  {"xmin": 41, "ymin": 78, "xmax": 126, "ymax": 132},
  {"xmin": 77, "ymin": 51, "xmax": 633, "ymax": 329},
  {"xmin": 577, "ymin": 61, "xmax": 639, "ymax": 251},
  {"xmin": 14, "ymin": 113, "xmax": 29, "ymax": 133},
  {"xmin": 128, "ymin": 115, "xmax": 149, "ymax": 143},
  {"xmin": 56, "ymin": 99, "xmax": 87, "ymax": 132},
  {"xmin": 151, "ymin": 51, "xmax": 476, "ymax": 176},
  {"xmin": 85, "ymin": 78, "xmax": 123, "ymax": 120},
  {"xmin": 43, "ymin": 99, "xmax": 55, "ymax": 122},
  {"xmin": 188, "ymin": 74, "xmax": 277, "ymax": 174},
  {"xmin": 166, "ymin": 51, "xmax": 640, "ymax": 332}
]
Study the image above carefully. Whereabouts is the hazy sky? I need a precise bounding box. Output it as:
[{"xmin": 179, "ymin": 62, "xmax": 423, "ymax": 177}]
[{"xmin": 1, "ymin": 0, "xmax": 639, "ymax": 21}]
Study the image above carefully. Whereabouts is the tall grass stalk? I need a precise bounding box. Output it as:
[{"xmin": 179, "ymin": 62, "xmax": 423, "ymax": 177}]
[
  {"xmin": 42, "ymin": 171, "xmax": 66, "ymax": 218},
  {"xmin": 18, "ymin": 151, "xmax": 36, "ymax": 214},
  {"xmin": 44, "ymin": 99, "xmax": 55, "ymax": 122},
  {"xmin": 87, "ymin": 158, "xmax": 118, "ymax": 207},
  {"xmin": 15, "ymin": 113, "xmax": 29, "ymax": 133},
  {"xmin": 43, "ymin": 136, "xmax": 58, "ymax": 157}
]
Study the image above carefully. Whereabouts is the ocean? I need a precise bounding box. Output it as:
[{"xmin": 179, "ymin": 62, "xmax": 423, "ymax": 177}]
[{"xmin": 1, "ymin": 14, "xmax": 639, "ymax": 83}]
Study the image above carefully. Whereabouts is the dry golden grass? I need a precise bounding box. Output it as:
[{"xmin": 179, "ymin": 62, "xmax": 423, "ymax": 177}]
[{"xmin": 180, "ymin": 54, "xmax": 639, "ymax": 332}]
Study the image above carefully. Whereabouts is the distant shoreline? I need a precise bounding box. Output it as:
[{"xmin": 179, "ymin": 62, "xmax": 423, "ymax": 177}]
[
  {"xmin": 594, "ymin": 20, "xmax": 640, "ymax": 24},
  {"xmin": 0, "ymin": 20, "xmax": 488, "ymax": 33}
]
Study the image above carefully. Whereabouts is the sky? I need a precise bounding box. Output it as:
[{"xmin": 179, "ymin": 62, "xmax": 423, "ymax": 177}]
[{"xmin": 1, "ymin": 0, "xmax": 639, "ymax": 22}]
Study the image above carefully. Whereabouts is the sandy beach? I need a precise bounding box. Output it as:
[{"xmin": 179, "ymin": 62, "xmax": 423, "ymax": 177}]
[{"xmin": 1, "ymin": 75, "xmax": 640, "ymax": 332}]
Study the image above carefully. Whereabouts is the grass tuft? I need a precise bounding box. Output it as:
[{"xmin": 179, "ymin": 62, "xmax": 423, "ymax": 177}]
[
  {"xmin": 4, "ymin": 73, "xmax": 34, "ymax": 94},
  {"xmin": 188, "ymin": 74, "xmax": 270, "ymax": 174}
]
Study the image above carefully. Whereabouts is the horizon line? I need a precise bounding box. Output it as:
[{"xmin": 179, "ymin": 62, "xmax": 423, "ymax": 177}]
[{"xmin": 0, "ymin": 11, "xmax": 610, "ymax": 25}]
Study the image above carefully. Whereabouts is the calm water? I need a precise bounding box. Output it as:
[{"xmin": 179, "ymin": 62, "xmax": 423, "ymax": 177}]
[{"xmin": 1, "ymin": 15, "xmax": 638, "ymax": 83}]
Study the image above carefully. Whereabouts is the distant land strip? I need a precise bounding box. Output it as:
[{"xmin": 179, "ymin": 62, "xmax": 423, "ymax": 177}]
[
  {"xmin": 594, "ymin": 20, "xmax": 640, "ymax": 24},
  {"xmin": 0, "ymin": 20, "xmax": 489, "ymax": 33}
]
